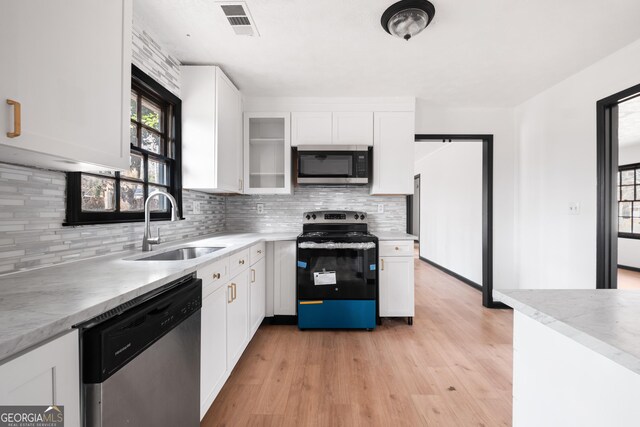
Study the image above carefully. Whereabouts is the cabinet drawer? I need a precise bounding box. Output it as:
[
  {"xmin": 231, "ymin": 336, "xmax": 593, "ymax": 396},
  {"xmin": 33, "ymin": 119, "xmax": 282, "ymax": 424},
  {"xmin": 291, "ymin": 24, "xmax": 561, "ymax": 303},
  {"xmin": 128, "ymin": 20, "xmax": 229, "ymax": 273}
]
[
  {"xmin": 229, "ymin": 248, "xmax": 250, "ymax": 277},
  {"xmin": 379, "ymin": 241, "xmax": 414, "ymax": 257},
  {"xmin": 250, "ymin": 242, "xmax": 266, "ymax": 265},
  {"xmin": 199, "ymin": 257, "xmax": 229, "ymax": 297}
]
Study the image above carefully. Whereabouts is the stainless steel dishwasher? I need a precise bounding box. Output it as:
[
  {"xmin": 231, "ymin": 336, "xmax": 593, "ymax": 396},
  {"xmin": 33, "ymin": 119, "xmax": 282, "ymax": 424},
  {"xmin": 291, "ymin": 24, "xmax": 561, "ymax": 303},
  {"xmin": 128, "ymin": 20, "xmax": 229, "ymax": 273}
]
[{"xmin": 80, "ymin": 274, "xmax": 201, "ymax": 427}]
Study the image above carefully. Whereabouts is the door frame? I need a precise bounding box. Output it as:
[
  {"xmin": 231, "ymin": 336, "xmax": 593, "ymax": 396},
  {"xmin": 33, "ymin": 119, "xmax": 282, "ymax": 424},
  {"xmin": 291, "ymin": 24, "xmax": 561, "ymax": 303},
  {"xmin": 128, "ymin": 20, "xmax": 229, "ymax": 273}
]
[
  {"xmin": 414, "ymin": 134, "xmax": 497, "ymax": 308},
  {"xmin": 596, "ymin": 82, "xmax": 640, "ymax": 289},
  {"xmin": 406, "ymin": 174, "xmax": 421, "ymax": 240}
]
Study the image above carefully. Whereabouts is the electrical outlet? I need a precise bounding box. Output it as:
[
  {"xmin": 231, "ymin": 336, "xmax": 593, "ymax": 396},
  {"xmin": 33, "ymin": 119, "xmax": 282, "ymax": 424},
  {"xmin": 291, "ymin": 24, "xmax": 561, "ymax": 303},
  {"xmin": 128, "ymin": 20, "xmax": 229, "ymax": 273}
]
[
  {"xmin": 377, "ymin": 204, "xmax": 384, "ymax": 214},
  {"xmin": 257, "ymin": 203, "xmax": 265, "ymax": 214},
  {"xmin": 568, "ymin": 201, "xmax": 580, "ymax": 215},
  {"xmin": 193, "ymin": 201, "xmax": 202, "ymax": 215}
]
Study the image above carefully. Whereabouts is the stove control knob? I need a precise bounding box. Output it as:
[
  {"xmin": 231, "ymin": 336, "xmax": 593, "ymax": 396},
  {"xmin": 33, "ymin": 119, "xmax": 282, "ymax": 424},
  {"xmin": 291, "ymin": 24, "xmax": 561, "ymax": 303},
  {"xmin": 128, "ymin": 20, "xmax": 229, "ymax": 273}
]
[
  {"xmin": 360, "ymin": 214, "xmax": 365, "ymax": 220},
  {"xmin": 354, "ymin": 214, "xmax": 359, "ymax": 220},
  {"xmin": 312, "ymin": 214, "xmax": 316, "ymax": 220},
  {"xmin": 306, "ymin": 214, "xmax": 311, "ymax": 220}
]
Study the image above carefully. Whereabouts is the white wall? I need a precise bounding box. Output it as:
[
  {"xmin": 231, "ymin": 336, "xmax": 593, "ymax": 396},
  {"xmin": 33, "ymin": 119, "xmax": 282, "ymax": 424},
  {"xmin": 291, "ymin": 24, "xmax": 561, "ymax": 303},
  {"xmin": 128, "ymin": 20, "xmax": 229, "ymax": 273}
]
[
  {"xmin": 618, "ymin": 143, "xmax": 640, "ymax": 268},
  {"xmin": 416, "ymin": 142, "xmax": 483, "ymax": 285},
  {"xmin": 515, "ymin": 38, "xmax": 640, "ymax": 289},
  {"xmin": 415, "ymin": 103, "xmax": 518, "ymax": 290}
]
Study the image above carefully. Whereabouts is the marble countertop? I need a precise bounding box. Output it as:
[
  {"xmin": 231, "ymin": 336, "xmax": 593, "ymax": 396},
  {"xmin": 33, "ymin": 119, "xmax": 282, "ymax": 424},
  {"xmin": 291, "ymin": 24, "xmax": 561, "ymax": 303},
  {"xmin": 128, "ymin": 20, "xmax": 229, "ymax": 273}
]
[
  {"xmin": 373, "ymin": 232, "xmax": 417, "ymax": 241},
  {"xmin": 0, "ymin": 232, "xmax": 298, "ymax": 363},
  {"xmin": 494, "ymin": 289, "xmax": 640, "ymax": 375}
]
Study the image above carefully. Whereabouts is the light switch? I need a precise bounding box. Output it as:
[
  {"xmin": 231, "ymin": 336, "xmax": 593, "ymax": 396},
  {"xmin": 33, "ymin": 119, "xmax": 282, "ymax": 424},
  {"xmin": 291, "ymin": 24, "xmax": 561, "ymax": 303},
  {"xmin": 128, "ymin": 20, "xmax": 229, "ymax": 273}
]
[
  {"xmin": 257, "ymin": 203, "xmax": 265, "ymax": 214},
  {"xmin": 193, "ymin": 201, "xmax": 202, "ymax": 214},
  {"xmin": 377, "ymin": 204, "xmax": 384, "ymax": 214},
  {"xmin": 568, "ymin": 202, "xmax": 580, "ymax": 215}
]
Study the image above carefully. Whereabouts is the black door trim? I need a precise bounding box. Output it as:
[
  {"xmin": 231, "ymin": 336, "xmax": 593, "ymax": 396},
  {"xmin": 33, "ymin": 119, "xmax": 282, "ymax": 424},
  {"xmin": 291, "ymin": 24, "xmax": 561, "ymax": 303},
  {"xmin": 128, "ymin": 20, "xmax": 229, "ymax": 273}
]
[
  {"xmin": 406, "ymin": 174, "xmax": 421, "ymax": 240},
  {"xmin": 414, "ymin": 134, "xmax": 500, "ymax": 308},
  {"xmin": 596, "ymin": 82, "xmax": 640, "ymax": 289}
]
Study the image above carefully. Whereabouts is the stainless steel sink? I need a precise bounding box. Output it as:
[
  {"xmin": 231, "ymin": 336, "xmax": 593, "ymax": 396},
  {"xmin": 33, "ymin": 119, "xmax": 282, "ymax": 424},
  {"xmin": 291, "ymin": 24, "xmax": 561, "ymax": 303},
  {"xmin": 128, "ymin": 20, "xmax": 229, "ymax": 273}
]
[{"xmin": 135, "ymin": 247, "xmax": 224, "ymax": 261}]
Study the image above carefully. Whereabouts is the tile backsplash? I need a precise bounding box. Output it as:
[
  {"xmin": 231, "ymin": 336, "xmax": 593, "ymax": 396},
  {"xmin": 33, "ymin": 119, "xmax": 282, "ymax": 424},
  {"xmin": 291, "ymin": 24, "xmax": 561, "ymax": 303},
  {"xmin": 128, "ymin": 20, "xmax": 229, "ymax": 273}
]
[
  {"xmin": 0, "ymin": 163, "xmax": 225, "ymax": 274},
  {"xmin": 226, "ymin": 186, "xmax": 406, "ymax": 234}
]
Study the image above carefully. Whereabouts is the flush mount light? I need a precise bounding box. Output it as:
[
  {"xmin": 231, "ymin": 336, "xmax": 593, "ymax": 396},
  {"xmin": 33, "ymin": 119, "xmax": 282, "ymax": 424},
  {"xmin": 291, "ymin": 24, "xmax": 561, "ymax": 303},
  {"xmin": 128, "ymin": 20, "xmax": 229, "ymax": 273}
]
[{"xmin": 381, "ymin": 0, "xmax": 436, "ymax": 41}]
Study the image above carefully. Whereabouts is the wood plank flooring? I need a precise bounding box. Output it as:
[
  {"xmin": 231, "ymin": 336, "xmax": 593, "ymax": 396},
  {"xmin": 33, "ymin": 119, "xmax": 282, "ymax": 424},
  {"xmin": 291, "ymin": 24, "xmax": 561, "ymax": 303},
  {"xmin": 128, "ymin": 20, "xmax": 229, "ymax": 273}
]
[
  {"xmin": 202, "ymin": 248, "xmax": 513, "ymax": 426},
  {"xmin": 618, "ymin": 268, "xmax": 640, "ymax": 290}
]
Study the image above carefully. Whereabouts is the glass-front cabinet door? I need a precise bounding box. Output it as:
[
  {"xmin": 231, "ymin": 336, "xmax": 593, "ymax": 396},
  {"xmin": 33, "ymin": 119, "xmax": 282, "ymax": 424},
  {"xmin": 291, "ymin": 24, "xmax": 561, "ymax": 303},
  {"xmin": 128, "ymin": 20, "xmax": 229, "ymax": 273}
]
[{"xmin": 243, "ymin": 113, "xmax": 291, "ymax": 194}]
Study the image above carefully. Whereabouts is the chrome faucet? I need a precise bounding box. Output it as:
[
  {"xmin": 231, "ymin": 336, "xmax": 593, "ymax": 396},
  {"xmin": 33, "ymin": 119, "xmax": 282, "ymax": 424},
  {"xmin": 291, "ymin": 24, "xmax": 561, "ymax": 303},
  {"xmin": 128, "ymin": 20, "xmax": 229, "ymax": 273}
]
[{"xmin": 142, "ymin": 190, "xmax": 180, "ymax": 252}]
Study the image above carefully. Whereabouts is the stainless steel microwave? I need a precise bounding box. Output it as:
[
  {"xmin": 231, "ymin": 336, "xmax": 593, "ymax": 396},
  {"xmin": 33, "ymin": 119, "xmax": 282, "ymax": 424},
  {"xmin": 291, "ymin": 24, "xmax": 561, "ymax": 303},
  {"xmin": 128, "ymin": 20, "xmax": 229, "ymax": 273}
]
[{"xmin": 296, "ymin": 149, "xmax": 370, "ymax": 185}]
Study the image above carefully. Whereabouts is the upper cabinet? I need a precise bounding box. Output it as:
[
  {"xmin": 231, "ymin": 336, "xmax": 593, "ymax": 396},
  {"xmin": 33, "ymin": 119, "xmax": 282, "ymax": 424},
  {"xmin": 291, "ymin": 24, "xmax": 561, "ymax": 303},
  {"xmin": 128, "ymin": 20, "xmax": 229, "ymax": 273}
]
[
  {"xmin": 371, "ymin": 112, "xmax": 414, "ymax": 195},
  {"xmin": 332, "ymin": 112, "xmax": 373, "ymax": 145},
  {"xmin": 291, "ymin": 112, "xmax": 332, "ymax": 146},
  {"xmin": 0, "ymin": 0, "xmax": 132, "ymax": 172},
  {"xmin": 244, "ymin": 113, "xmax": 291, "ymax": 194},
  {"xmin": 182, "ymin": 66, "xmax": 243, "ymax": 193},
  {"xmin": 291, "ymin": 111, "xmax": 373, "ymax": 146}
]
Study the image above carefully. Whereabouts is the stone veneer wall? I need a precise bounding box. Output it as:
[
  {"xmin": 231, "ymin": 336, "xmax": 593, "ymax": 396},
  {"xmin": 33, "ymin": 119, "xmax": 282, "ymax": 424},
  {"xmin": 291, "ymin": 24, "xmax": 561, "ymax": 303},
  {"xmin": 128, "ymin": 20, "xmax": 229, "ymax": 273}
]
[
  {"xmin": 0, "ymin": 162, "xmax": 225, "ymax": 274},
  {"xmin": 226, "ymin": 186, "xmax": 406, "ymax": 234}
]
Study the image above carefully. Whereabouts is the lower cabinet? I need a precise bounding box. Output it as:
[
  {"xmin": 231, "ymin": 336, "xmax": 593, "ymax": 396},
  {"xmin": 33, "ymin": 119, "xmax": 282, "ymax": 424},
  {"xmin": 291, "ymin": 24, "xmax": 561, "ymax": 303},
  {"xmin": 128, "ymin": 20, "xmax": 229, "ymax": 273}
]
[
  {"xmin": 379, "ymin": 241, "xmax": 415, "ymax": 323},
  {"xmin": 200, "ymin": 284, "xmax": 227, "ymax": 419},
  {"xmin": 0, "ymin": 330, "xmax": 80, "ymax": 427},
  {"xmin": 273, "ymin": 240, "xmax": 297, "ymax": 315},
  {"xmin": 226, "ymin": 270, "xmax": 249, "ymax": 370},
  {"xmin": 249, "ymin": 256, "xmax": 266, "ymax": 337}
]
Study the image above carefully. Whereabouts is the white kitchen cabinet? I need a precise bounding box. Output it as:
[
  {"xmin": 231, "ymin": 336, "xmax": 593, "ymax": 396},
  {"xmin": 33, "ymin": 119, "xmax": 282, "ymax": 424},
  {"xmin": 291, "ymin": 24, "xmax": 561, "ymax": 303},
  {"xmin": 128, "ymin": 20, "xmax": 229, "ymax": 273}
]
[
  {"xmin": 332, "ymin": 112, "xmax": 373, "ymax": 146},
  {"xmin": 379, "ymin": 241, "xmax": 414, "ymax": 324},
  {"xmin": 249, "ymin": 256, "xmax": 266, "ymax": 337},
  {"xmin": 0, "ymin": 330, "xmax": 80, "ymax": 427},
  {"xmin": 273, "ymin": 240, "xmax": 297, "ymax": 315},
  {"xmin": 291, "ymin": 112, "xmax": 332, "ymax": 146},
  {"xmin": 226, "ymin": 270, "xmax": 249, "ymax": 368},
  {"xmin": 182, "ymin": 66, "xmax": 243, "ymax": 193},
  {"xmin": 0, "ymin": 0, "xmax": 132, "ymax": 172},
  {"xmin": 371, "ymin": 112, "xmax": 415, "ymax": 195},
  {"xmin": 200, "ymin": 284, "xmax": 227, "ymax": 419},
  {"xmin": 244, "ymin": 113, "xmax": 291, "ymax": 194}
]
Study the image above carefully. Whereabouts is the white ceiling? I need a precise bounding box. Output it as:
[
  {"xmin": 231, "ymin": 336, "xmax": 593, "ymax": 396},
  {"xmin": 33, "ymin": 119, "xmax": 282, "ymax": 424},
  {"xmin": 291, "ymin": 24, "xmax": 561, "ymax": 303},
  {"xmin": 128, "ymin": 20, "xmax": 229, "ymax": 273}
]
[
  {"xmin": 134, "ymin": 0, "xmax": 640, "ymax": 107},
  {"xmin": 619, "ymin": 96, "xmax": 640, "ymax": 147}
]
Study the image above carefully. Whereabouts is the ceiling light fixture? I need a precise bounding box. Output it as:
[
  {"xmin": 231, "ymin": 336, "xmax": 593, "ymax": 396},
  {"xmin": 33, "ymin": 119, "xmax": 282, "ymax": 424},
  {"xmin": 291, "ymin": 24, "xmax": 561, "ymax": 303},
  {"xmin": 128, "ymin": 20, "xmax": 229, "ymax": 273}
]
[{"xmin": 381, "ymin": 0, "xmax": 436, "ymax": 41}]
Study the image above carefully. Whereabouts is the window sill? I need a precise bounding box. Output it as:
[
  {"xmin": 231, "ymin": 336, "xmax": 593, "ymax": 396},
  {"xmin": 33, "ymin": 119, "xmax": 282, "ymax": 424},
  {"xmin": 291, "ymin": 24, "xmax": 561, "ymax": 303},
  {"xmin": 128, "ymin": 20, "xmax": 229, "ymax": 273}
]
[{"xmin": 63, "ymin": 216, "xmax": 184, "ymax": 227}]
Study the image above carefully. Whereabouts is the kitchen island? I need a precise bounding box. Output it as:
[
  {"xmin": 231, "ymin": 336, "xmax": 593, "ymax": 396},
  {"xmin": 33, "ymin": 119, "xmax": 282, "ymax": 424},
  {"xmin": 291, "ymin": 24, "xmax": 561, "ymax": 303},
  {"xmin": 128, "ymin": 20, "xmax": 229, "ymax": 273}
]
[{"xmin": 494, "ymin": 289, "xmax": 640, "ymax": 427}]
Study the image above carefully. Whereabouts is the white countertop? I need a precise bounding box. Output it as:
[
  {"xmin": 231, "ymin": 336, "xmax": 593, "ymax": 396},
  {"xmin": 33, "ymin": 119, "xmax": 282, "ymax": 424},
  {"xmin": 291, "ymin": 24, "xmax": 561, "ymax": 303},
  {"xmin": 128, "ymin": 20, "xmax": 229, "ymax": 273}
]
[
  {"xmin": 0, "ymin": 232, "xmax": 297, "ymax": 363},
  {"xmin": 494, "ymin": 289, "xmax": 640, "ymax": 375},
  {"xmin": 373, "ymin": 232, "xmax": 417, "ymax": 241}
]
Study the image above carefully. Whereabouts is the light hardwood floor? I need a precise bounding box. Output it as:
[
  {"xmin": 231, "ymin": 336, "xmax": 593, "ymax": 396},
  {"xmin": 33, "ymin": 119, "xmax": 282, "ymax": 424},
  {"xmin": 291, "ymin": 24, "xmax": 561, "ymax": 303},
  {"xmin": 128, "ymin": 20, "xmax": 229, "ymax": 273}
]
[
  {"xmin": 618, "ymin": 268, "xmax": 640, "ymax": 290},
  {"xmin": 202, "ymin": 249, "xmax": 513, "ymax": 426}
]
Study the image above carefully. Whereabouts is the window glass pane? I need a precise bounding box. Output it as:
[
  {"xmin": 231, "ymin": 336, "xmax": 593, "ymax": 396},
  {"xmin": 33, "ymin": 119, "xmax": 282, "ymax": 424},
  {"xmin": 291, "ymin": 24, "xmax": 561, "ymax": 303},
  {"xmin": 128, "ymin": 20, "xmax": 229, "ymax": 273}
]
[
  {"xmin": 120, "ymin": 181, "xmax": 144, "ymax": 212},
  {"xmin": 620, "ymin": 202, "xmax": 632, "ymax": 217},
  {"xmin": 81, "ymin": 175, "xmax": 115, "ymax": 212},
  {"xmin": 130, "ymin": 92, "xmax": 138, "ymax": 121},
  {"xmin": 636, "ymin": 169, "xmax": 640, "ymax": 185},
  {"xmin": 634, "ymin": 202, "xmax": 640, "ymax": 219},
  {"xmin": 94, "ymin": 171, "xmax": 115, "ymax": 177},
  {"xmin": 141, "ymin": 98, "xmax": 162, "ymax": 131},
  {"xmin": 121, "ymin": 153, "xmax": 144, "ymax": 180},
  {"xmin": 621, "ymin": 186, "xmax": 634, "ymax": 201},
  {"xmin": 141, "ymin": 128, "xmax": 161, "ymax": 154},
  {"xmin": 620, "ymin": 217, "xmax": 632, "ymax": 233},
  {"xmin": 621, "ymin": 170, "xmax": 634, "ymax": 185},
  {"xmin": 148, "ymin": 158, "xmax": 168, "ymax": 185},
  {"xmin": 634, "ymin": 218, "xmax": 640, "ymax": 234},
  {"xmin": 130, "ymin": 123, "xmax": 138, "ymax": 147},
  {"xmin": 148, "ymin": 185, "xmax": 169, "ymax": 212}
]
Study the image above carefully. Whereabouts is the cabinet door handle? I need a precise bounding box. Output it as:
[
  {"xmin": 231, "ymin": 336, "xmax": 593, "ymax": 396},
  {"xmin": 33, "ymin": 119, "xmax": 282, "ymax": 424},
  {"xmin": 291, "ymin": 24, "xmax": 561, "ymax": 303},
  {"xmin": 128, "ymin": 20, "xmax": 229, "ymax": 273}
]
[
  {"xmin": 232, "ymin": 283, "xmax": 237, "ymax": 301},
  {"xmin": 6, "ymin": 99, "xmax": 21, "ymax": 138},
  {"xmin": 257, "ymin": 249, "xmax": 262, "ymax": 254},
  {"xmin": 239, "ymin": 259, "xmax": 245, "ymax": 265},
  {"xmin": 395, "ymin": 246, "xmax": 400, "ymax": 251},
  {"xmin": 213, "ymin": 272, "xmax": 221, "ymax": 280},
  {"xmin": 228, "ymin": 284, "xmax": 233, "ymax": 303},
  {"xmin": 251, "ymin": 268, "xmax": 256, "ymax": 283},
  {"xmin": 381, "ymin": 258, "xmax": 384, "ymax": 271}
]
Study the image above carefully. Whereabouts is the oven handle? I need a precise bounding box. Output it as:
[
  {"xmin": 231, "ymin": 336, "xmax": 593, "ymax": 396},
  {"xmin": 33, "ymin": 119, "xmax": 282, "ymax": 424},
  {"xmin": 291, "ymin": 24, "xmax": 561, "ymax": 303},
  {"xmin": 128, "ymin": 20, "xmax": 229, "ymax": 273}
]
[{"xmin": 297, "ymin": 242, "xmax": 377, "ymax": 250}]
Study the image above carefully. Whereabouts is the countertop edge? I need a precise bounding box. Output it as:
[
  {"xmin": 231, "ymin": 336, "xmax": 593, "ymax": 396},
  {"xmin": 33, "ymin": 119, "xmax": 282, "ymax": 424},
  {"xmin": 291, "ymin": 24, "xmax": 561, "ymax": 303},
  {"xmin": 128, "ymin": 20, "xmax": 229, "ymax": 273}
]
[{"xmin": 493, "ymin": 289, "xmax": 640, "ymax": 376}]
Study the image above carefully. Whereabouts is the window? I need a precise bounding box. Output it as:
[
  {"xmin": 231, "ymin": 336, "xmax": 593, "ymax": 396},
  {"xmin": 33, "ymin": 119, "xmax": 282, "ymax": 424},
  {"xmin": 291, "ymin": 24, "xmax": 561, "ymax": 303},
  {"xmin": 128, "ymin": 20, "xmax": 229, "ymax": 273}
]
[
  {"xmin": 618, "ymin": 163, "xmax": 640, "ymax": 237},
  {"xmin": 65, "ymin": 65, "xmax": 182, "ymax": 225}
]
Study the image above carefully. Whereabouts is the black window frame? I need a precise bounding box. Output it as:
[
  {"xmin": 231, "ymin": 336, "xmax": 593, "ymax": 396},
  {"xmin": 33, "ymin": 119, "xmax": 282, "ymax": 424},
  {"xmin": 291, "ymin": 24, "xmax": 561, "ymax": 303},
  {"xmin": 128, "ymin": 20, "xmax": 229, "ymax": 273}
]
[
  {"xmin": 617, "ymin": 162, "xmax": 640, "ymax": 239},
  {"xmin": 65, "ymin": 65, "xmax": 182, "ymax": 226}
]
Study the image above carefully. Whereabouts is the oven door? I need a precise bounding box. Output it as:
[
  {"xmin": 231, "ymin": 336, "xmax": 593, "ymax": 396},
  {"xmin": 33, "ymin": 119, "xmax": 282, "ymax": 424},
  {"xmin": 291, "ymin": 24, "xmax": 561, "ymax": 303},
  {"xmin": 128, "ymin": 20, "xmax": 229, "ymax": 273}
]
[{"xmin": 296, "ymin": 240, "xmax": 377, "ymax": 300}]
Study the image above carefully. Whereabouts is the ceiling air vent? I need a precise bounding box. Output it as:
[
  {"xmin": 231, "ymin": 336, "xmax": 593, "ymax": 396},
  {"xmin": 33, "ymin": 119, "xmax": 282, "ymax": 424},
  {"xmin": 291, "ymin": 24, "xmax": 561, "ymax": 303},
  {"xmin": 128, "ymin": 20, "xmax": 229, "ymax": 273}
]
[{"xmin": 219, "ymin": 2, "xmax": 259, "ymax": 37}]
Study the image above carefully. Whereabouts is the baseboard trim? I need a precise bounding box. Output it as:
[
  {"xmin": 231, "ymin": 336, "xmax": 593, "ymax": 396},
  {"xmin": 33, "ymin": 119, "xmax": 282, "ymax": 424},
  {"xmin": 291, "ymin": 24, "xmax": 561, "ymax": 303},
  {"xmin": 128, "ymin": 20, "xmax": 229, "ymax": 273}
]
[
  {"xmin": 267, "ymin": 315, "xmax": 297, "ymax": 325},
  {"xmin": 419, "ymin": 256, "xmax": 482, "ymax": 291},
  {"xmin": 618, "ymin": 264, "xmax": 640, "ymax": 273}
]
